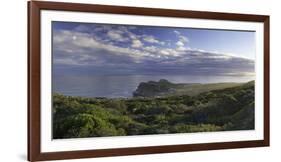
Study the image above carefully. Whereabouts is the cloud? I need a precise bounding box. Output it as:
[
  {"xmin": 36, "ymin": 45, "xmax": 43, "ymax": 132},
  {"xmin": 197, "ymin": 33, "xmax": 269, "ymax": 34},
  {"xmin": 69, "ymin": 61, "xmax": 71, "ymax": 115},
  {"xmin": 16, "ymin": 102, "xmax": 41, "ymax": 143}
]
[
  {"xmin": 142, "ymin": 35, "xmax": 165, "ymax": 45},
  {"xmin": 179, "ymin": 35, "xmax": 188, "ymax": 43},
  {"xmin": 74, "ymin": 24, "xmax": 91, "ymax": 32},
  {"xmin": 177, "ymin": 46, "xmax": 189, "ymax": 51},
  {"xmin": 174, "ymin": 30, "xmax": 189, "ymax": 52},
  {"xmin": 53, "ymin": 26, "xmax": 254, "ymax": 77},
  {"xmin": 174, "ymin": 30, "xmax": 180, "ymax": 35},
  {"xmin": 143, "ymin": 46, "xmax": 158, "ymax": 53},
  {"xmin": 107, "ymin": 30, "xmax": 129, "ymax": 42},
  {"xmin": 176, "ymin": 41, "xmax": 184, "ymax": 47},
  {"xmin": 131, "ymin": 39, "xmax": 143, "ymax": 48}
]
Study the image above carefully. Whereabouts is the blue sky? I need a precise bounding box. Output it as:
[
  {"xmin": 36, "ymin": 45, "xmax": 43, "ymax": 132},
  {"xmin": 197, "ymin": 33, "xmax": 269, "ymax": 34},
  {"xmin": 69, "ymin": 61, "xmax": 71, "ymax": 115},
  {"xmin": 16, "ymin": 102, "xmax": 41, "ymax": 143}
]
[{"xmin": 52, "ymin": 21, "xmax": 255, "ymax": 78}]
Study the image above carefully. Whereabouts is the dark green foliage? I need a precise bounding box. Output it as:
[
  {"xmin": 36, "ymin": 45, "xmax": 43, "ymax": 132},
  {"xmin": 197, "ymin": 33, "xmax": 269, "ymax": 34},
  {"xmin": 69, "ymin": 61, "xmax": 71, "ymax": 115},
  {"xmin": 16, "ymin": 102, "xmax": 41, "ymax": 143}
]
[{"xmin": 53, "ymin": 81, "xmax": 255, "ymax": 139}]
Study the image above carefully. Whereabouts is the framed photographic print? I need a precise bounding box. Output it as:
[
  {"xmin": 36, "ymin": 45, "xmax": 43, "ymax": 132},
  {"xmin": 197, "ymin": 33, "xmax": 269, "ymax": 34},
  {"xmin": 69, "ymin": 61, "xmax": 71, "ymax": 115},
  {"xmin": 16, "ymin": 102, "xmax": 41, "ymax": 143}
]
[{"xmin": 28, "ymin": 1, "xmax": 270, "ymax": 161}]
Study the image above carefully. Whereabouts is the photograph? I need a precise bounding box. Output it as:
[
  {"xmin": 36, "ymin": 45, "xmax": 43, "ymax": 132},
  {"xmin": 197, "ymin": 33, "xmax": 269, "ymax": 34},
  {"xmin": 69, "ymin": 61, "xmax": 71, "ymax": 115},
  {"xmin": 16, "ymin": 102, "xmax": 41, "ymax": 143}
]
[{"xmin": 52, "ymin": 21, "xmax": 256, "ymax": 139}]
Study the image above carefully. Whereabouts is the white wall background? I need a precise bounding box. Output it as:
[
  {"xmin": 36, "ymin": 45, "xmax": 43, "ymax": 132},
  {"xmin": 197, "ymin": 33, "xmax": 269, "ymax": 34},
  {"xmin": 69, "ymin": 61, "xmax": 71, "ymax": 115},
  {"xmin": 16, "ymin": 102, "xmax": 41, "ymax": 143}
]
[{"xmin": 0, "ymin": 0, "xmax": 279, "ymax": 161}]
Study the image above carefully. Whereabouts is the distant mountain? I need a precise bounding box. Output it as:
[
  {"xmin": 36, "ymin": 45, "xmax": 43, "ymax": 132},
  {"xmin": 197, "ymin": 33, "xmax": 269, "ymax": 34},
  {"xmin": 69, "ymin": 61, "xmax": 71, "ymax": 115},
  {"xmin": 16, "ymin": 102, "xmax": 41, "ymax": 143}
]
[{"xmin": 133, "ymin": 79, "xmax": 246, "ymax": 97}]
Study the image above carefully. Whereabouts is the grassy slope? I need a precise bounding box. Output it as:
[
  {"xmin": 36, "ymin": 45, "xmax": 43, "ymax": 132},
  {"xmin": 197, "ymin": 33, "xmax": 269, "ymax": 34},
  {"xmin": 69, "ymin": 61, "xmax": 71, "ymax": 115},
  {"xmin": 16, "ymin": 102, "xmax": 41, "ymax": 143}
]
[
  {"xmin": 175, "ymin": 82, "xmax": 243, "ymax": 96},
  {"xmin": 133, "ymin": 79, "xmax": 243, "ymax": 97}
]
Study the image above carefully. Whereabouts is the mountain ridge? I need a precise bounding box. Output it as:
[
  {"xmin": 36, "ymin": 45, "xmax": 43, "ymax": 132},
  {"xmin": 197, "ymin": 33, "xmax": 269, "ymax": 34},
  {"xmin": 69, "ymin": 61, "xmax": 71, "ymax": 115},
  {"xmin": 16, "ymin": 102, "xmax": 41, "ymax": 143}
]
[{"xmin": 133, "ymin": 79, "xmax": 251, "ymax": 98}]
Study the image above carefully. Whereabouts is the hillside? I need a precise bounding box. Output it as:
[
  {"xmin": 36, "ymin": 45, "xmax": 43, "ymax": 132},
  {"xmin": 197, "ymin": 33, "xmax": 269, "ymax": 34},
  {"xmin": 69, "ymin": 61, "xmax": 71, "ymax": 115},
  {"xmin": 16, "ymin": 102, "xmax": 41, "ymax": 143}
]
[
  {"xmin": 133, "ymin": 79, "xmax": 243, "ymax": 97},
  {"xmin": 53, "ymin": 80, "xmax": 255, "ymax": 139}
]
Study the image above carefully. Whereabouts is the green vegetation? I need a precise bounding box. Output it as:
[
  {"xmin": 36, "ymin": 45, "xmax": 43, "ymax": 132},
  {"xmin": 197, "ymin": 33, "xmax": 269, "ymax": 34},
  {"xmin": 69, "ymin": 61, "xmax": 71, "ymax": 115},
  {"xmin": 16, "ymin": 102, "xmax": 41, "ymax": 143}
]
[
  {"xmin": 133, "ymin": 79, "xmax": 243, "ymax": 97},
  {"xmin": 53, "ymin": 80, "xmax": 254, "ymax": 139}
]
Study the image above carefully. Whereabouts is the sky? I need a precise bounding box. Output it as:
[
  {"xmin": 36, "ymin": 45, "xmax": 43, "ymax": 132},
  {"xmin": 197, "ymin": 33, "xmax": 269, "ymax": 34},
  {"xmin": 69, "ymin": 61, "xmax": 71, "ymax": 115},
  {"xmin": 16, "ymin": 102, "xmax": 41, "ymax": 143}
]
[{"xmin": 52, "ymin": 21, "xmax": 255, "ymax": 77}]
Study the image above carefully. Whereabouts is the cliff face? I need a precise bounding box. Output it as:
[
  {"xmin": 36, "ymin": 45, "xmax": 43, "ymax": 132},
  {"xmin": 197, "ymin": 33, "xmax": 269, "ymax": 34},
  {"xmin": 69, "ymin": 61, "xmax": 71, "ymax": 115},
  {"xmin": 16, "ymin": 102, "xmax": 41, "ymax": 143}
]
[
  {"xmin": 133, "ymin": 79, "xmax": 246, "ymax": 98},
  {"xmin": 133, "ymin": 79, "xmax": 177, "ymax": 97}
]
